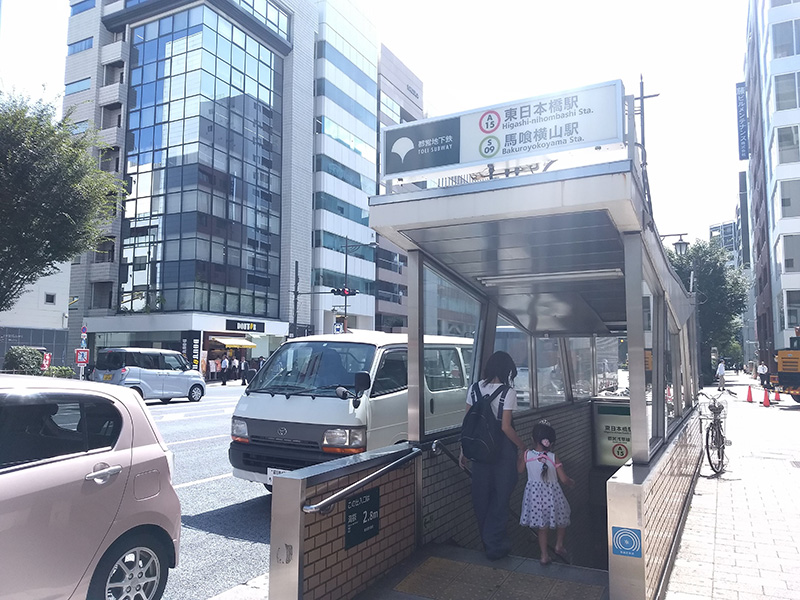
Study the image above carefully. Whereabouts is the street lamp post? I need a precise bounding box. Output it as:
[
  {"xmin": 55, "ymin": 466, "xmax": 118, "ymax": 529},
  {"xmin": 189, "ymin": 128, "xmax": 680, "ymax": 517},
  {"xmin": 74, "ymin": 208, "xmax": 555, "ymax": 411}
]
[
  {"xmin": 341, "ymin": 238, "xmax": 377, "ymax": 331},
  {"xmin": 660, "ymin": 233, "xmax": 689, "ymax": 256}
]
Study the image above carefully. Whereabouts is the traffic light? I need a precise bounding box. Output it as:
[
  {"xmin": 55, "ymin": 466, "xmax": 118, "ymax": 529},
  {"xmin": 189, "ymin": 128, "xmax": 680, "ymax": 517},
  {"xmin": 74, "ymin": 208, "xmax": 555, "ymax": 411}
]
[{"xmin": 330, "ymin": 288, "xmax": 358, "ymax": 296}]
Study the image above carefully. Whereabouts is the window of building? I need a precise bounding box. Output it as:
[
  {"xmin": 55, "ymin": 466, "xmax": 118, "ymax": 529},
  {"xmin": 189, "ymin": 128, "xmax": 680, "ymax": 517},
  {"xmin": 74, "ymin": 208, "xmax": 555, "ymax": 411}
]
[
  {"xmin": 380, "ymin": 92, "xmax": 402, "ymax": 124},
  {"xmin": 70, "ymin": 0, "xmax": 95, "ymax": 16},
  {"xmin": 44, "ymin": 293, "xmax": 56, "ymax": 305},
  {"xmin": 773, "ymin": 0, "xmax": 800, "ymax": 7},
  {"xmin": 93, "ymin": 238, "xmax": 115, "ymax": 263},
  {"xmin": 773, "ymin": 20, "xmax": 800, "ymax": 58},
  {"xmin": 91, "ymin": 282, "xmax": 114, "ymax": 309},
  {"xmin": 65, "ymin": 78, "xmax": 91, "ymax": 96},
  {"xmin": 784, "ymin": 235, "xmax": 800, "ymax": 272},
  {"xmin": 67, "ymin": 37, "xmax": 93, "ymax": 55},
  {"xmin": 788, "ymin": 291, "xmax": 800, "ymax": 327},
  {"xmin": 72, "ymin": 120, "xmax": 90, "ymax": 135},
  {"xmin": 778, "ymin": 125, "xmax": 800, "ymax": 163},
  {"xmin": 781, "ymin": 179, "xmax": 800, "ymax": 217},
  {"xmin": 314, "ymin": 154, "xmax": 375, "ymax": 193},
  {"xmin": 313, "ymin": 192, "xmax": 369, "ymax": 225},
  {"xmin": 775, "ymin": 73, "xmax": 799, "ymax": 110}
]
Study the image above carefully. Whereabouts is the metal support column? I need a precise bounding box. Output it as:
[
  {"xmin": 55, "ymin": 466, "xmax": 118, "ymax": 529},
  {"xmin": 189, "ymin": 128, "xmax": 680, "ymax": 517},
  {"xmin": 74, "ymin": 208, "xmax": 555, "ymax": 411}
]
[
  {"xmin": 624, "ymin": 232, "xmax": 649, "ymax": 463},
  {"xmin": 652, "ymin": 292, "xmax": 666, "ymax": 442},
  {"xmin": 406, "ymin": 250, "xmax": 425, "ymax": 443}
]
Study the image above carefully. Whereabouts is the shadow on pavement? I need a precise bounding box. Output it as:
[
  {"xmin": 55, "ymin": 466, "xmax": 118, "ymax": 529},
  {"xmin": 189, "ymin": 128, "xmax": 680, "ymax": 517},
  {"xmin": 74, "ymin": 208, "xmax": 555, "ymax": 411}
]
[{"xmin": 182, "ymin": 495, "xmax": 272, "ymax": 544}]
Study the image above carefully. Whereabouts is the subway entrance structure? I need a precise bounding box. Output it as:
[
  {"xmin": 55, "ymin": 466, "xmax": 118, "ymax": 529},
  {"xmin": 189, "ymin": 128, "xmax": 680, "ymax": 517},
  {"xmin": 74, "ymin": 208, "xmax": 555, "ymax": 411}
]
[{"xmin": 269, "ymin": 81, "xmax": 701, "ymax": 600}]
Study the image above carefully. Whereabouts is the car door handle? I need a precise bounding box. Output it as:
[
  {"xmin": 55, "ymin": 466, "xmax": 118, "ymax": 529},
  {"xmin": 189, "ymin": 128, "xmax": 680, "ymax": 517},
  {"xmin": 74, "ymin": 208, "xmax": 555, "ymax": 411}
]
[
  {"xmin": 429, "ymin": 397, "xmax": 434, "ymax": 413},
  {"xmin": 85, "ymin": 464, "xmax": 123, "ymax": 483}
]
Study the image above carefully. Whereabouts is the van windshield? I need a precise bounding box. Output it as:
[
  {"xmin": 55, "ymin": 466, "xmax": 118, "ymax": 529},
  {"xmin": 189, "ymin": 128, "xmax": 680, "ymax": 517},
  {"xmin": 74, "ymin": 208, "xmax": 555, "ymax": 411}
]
[{"xmin": 248, "ymin": 341, "xmax": 376, "ymax": 397}]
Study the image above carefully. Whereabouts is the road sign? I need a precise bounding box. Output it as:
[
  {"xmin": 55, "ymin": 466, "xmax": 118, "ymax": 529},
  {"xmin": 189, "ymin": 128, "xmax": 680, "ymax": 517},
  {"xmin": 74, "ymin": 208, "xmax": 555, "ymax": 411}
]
[
  {"xmin": 80, "ymin": 339, "xmax": 87, "ymax": 348},
  {"xmin": 40, "ymin": 353, "xmax": 52, "ymax": 371},
  {"xmin": 75, "ymin": 349, "xmax": 89, "ymax": 365},
  {"xmin": 333, "ymin": 322, "xmax": 344, "ymax": 334},
  {"xmin": 80, "ymin": 333, "xmax": 88, "ymax": 339},
  {"xmin": 81, "ymin": 326, "xmax": 87, "ymax": 334}
]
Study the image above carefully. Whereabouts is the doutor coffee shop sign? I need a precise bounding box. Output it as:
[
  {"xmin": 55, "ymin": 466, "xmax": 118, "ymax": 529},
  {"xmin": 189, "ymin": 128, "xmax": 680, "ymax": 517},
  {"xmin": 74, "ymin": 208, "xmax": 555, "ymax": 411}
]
[{"xmin": 381, "ymin": 80, "xmax": 625, "ymax": 182}]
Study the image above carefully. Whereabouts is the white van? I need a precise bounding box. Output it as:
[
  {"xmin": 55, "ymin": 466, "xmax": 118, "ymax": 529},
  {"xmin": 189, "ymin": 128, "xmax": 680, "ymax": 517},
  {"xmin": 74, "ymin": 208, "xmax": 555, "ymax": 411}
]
[
  {"xmin": 229, "ymin": 331, "xmax": 474, "ymax": 487},
  {"xmin": 91, "ymin": 347, "xmax": 206, "ymax": 403}
]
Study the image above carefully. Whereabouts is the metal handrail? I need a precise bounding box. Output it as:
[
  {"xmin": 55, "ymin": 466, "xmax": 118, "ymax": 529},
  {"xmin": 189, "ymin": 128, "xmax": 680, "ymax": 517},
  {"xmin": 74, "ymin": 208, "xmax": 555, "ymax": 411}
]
[
  {"xmin": 432, "ymin": 438, "xmax": 471, "ymax": 476},
  {"xmin": 302, "ymin": 447, "xmax": 422, "ymax": 514}
]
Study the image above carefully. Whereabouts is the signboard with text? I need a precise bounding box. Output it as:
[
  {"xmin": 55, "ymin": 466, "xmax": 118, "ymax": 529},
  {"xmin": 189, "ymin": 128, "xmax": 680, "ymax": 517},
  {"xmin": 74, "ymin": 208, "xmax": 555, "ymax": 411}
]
[
  {"xmin": 344, "ymin": 487, "xmax": 380, "ymax": 549},
  {"xmin": 382, "ymin": 80, "xmax": 625, "ymax": 181},
  {"xmin": 736, "ymin": 82, "xmax": 749, "ymax": 161},
  {"xmin": 593, "ymin": 402, "xmax": 631, "ymax": 467},
  {"xmin": 226, "ymin": 319, "xmax": 265, "ymax": 333}
]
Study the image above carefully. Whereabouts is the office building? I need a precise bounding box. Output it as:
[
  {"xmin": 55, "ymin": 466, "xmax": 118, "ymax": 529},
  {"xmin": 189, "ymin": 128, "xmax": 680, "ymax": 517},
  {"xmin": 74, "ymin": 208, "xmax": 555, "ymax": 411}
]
[
  {"xmin": 309, "ymin": 0, "xmax": 379, "ymax": 334},
  {"xmin": 63, "ymin": 0, "xmax": 421, "ymax": 367}
]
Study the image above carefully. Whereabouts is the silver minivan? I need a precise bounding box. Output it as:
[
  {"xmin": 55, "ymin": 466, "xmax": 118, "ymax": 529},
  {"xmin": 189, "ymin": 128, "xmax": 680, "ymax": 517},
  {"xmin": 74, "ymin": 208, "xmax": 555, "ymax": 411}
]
[{"xmin": 92, "ymin": 348, "xmax": 206, "ymax": 403}]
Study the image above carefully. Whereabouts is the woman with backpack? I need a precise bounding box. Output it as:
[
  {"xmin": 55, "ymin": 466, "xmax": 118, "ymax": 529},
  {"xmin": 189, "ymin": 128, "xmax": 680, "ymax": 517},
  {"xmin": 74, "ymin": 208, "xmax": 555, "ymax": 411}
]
[{"xmin": 459, "ymin": 350, "xmax": 525, "ymax": 560}]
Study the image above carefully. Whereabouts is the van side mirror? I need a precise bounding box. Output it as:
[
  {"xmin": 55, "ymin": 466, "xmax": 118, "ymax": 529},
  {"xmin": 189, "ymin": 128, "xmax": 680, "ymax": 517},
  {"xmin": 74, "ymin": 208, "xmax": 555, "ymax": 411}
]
[{"xmin": 354, "ymin": 371, "xmax": 371, "ymax": 394}]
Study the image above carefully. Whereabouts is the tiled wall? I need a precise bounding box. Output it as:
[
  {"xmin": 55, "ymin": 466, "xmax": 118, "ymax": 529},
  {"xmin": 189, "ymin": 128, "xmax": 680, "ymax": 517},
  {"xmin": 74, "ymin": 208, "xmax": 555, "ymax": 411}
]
[
  {"xmin": 421, "ymin": 402, "xmax": 595, "ymax": 564},
  {"xmin": 302, "ymin": 461, "xmax": 416, "ymax": 600},
  {"xmin": 642, "ymin": 414, "xmax": 702, "ymax": 599}
]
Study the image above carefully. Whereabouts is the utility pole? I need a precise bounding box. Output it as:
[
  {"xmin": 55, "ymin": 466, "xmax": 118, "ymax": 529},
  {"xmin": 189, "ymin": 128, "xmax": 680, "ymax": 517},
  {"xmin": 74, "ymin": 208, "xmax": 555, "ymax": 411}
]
[{"xmin": 292, "ymin": 260, "xmax": 299, "ymax": 338}]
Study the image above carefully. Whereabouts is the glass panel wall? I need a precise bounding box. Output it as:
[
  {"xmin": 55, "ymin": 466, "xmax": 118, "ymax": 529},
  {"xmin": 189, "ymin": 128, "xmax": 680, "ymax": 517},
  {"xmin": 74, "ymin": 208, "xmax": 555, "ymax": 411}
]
[
  {"xmin": 566, "ymin": 337, "xmax": 593, "ymax": 400},
  {"xmin": 536, "ymin": 338, "xmax": 566, "ymax": 406},
  {"xmin": 422, "ymin": 266, "xmax": 481, "ymax": 435},
  {"xmin": 493, "ymin": 316, "xmax": 531, "ymax": 411},
  {"xmin": 595, "ymin": 336, "xmax": 621, "ymax": 393},
  {"xmin": 121, "ymin": 5, "xmax": 283, "ymax": 317}
]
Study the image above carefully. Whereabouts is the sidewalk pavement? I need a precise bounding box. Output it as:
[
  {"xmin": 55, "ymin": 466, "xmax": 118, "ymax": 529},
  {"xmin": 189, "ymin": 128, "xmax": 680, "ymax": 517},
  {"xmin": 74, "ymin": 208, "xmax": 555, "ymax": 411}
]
[{"xmin": 664, "ymin": 372, "xmax": 800, "ymax": 600}]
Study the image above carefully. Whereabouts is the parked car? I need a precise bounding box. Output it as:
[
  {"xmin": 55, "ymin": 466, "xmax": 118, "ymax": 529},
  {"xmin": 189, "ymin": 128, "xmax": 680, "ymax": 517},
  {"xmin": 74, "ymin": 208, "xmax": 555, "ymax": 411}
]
[
  {"xmin": 0, "ymin": 375, "xmax": 181, "ymax": 600},
  {"xmin": 91, "ymin": 347, "xmax": 205, "ymax": 403}
]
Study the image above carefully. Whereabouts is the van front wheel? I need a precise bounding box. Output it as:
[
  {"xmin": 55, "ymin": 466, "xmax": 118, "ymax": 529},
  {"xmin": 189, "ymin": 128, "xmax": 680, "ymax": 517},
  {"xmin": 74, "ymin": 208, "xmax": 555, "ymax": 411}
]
[{"xmin": 160, "ymin": 398, "xmax": 172, "ymax": 404}]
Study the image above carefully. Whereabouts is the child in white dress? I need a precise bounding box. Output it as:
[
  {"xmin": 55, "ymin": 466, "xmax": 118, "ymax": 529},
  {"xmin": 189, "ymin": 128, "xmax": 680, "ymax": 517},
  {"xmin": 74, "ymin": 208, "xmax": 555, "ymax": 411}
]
[{"xmin": 518, "ymin": 421, "xmax": 574, "ymax": 565}]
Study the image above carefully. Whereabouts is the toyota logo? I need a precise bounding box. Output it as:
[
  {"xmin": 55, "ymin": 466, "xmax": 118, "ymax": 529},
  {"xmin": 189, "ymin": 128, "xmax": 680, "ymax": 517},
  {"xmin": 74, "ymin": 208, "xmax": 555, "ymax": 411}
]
[{"xmin": 277, "ymin": 427, "xmax": 288, "ymax": 436}]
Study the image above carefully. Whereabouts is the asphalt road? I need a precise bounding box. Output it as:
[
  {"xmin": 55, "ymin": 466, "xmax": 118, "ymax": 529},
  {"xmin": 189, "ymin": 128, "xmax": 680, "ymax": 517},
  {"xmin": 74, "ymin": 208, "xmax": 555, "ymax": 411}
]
[{"xmin": 146, "ymin": 383, "xmax": 272, "ymax": 600}]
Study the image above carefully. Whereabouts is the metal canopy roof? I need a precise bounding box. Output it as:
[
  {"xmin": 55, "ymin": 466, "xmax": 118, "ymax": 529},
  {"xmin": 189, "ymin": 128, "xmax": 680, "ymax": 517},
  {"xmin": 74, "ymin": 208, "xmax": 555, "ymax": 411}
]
[{"xmin": 370, "ymin": 160, "xmax": 684, "ymax": 336}]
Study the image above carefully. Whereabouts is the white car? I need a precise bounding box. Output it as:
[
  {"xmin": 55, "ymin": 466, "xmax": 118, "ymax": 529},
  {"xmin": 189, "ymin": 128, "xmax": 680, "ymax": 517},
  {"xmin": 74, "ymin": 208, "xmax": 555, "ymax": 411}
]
[{"xmin": 92, "ymin": 347, "xmax": 205, "ymax": 403}]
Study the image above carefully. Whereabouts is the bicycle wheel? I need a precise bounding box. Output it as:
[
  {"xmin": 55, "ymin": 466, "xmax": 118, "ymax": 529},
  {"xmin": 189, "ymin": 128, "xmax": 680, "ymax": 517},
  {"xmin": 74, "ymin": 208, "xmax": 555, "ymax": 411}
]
[{"xmin": 706, "ymin": 421, "xmax": 725, "ymax": 473}]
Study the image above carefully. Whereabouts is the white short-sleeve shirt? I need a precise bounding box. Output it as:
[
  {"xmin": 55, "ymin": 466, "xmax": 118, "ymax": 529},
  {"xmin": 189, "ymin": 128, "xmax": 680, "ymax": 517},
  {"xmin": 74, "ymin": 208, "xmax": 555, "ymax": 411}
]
[{"xmin": 466, "ymin": 381, "xmax": 518, "ymax": 417}]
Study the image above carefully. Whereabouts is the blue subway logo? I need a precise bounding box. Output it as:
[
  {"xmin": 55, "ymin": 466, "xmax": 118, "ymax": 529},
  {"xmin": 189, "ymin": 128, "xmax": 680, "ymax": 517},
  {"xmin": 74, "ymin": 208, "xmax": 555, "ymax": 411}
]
[{"xmin": 612, "ymin": 527, "xmax": 642, "ymax": 558}]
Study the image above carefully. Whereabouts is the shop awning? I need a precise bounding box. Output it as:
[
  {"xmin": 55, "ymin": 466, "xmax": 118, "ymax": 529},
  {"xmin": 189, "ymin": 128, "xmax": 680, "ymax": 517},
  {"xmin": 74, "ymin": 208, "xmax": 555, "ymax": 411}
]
[{"xmin": 210, "ymin": 336, "xmax": 257, "ymax": 348}]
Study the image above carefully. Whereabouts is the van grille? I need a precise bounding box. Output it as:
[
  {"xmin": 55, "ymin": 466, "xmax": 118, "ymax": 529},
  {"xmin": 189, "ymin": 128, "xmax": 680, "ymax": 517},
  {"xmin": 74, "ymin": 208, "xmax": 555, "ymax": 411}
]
[{"xmin": 249, "ymin": 435, "xmax": 320, "ymax": 451}]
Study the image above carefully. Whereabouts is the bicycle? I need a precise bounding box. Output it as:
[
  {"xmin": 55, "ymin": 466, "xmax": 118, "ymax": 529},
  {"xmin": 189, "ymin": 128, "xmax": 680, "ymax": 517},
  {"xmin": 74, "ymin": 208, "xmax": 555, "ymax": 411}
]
[{"xmin": 698, "ymin": 390, "xmax": 734, "ymax": 473}]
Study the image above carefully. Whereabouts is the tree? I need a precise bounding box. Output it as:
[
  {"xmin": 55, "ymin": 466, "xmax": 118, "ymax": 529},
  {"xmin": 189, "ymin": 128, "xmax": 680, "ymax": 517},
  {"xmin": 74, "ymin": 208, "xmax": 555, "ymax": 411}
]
[
  {"xmin": 667, "ymin": 240, "xmax": 748, "ymax": 379},
  {"xmin": 0, "ymin": 93, "xmax": 122, "ymax": 312}
]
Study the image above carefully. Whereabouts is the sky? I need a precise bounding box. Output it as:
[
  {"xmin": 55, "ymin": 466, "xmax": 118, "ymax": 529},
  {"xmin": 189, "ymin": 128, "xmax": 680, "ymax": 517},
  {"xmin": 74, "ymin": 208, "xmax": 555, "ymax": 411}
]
[{"xmin": 0, "ymin": 0, "xmax": 750, "ymax": 245}]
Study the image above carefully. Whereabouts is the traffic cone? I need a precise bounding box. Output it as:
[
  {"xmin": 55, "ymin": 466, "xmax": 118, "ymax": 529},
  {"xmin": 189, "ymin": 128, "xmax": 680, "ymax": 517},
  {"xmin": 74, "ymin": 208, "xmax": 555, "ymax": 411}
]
[
  {"xmin": 775, "ymin": 390, "xmax": 781, "ymax": 403},
  {"xmin": 747, "ymin": 387, "xmax": 753, "ymax": 403},
  {"xmin": 763, "ymin": 388, "xmax": 770, "ymax": 407}
]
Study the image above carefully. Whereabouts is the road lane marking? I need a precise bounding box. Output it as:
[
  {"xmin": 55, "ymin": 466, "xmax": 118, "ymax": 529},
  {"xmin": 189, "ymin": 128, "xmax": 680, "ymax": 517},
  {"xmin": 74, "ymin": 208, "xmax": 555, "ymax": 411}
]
[
  {"xmin": 153, "ymin": 408, "xmax": 234, "ymax": 421},
  {"xmin": 168, "ymin": 434, "xmax": 230, "ymax": 446},
  {"xmin": 174, "ymin": 473, "xmax": 233, "ymax": 489}
]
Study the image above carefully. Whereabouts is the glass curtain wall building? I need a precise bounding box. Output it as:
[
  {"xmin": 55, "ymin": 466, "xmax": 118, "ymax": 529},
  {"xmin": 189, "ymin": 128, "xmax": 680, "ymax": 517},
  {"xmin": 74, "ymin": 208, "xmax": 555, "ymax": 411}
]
[
  {"xmin": 120, "ymin": 5, "xmax": 284, "ymax": 319},
  {"xmin": 310, "ymin": 0, "xmax": 379, "ymax": 334}
]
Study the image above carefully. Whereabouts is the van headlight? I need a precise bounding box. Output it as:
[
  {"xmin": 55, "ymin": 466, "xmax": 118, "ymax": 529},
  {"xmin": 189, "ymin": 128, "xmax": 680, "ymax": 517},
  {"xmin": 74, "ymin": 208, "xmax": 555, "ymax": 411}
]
[
  {"xmin": 322, "ymin": 427, "xmax": 366, "ymax": 454},
  {"xmin": 231, "ymin": 418, "xmax": 249, "ymax": 443}
]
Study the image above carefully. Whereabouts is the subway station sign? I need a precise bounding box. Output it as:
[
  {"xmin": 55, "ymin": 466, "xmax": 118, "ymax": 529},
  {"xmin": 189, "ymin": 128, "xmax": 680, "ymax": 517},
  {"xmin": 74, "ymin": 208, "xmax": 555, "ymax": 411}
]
[{"xmin": 381, "ymin": 80, "xmax": 625, "ymax": 181}]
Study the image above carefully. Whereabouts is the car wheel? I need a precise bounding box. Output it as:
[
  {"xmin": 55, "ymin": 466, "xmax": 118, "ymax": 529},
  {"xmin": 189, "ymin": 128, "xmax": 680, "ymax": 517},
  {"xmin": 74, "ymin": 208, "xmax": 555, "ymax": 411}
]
[
  {"xmin": 188, "ymin": 384, "xmax": 203, "ymax": 402},
  {"xmin": 87, "ymin": 533, "xmax": 169, "ymax": 600},
  {"xmin": 131, "ymin": 387, "xmax": 143, "ymax": 399},
  {"xmin": 160, "ymin": 398, "xmax": 172, "ymax": 404},
  {"xmin": 792, "ymin": 394, "xmax": 800, "ymax": 403},
  {"xmin": 263, "ymin": 483, "xmax": 272, "ymax": 492}
]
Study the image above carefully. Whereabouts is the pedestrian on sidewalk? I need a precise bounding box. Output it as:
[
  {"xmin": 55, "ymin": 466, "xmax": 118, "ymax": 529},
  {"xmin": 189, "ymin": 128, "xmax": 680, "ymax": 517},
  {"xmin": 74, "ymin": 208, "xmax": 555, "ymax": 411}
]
[
  {"xmin": 221, "ymin": 355, "xmax": 229, "ymax": 386},
  {"xmin": 716, "ymin": 360, "xmax": 726, "ymax": 391},
  {"xmin": 241, "ymin": 358, "xmax": 249, "ymax": 385},
  {"xmin": 459, "ymin": 351, "xmax": 525, "ymax": 561},
  {"xmin": 518, "ymin": 420, "xmax": 574, "ymax": 565},
  {"xmin": 757, "ymin": 361, "xmax": 769, "ymax": 388}
]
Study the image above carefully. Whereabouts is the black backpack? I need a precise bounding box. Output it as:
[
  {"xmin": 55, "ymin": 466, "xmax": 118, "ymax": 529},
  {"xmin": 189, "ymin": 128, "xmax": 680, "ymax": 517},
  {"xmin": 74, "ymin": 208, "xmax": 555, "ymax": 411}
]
[{"xmin": 461, "ymin": 382, "xmax": 509, "ymax": 463}]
